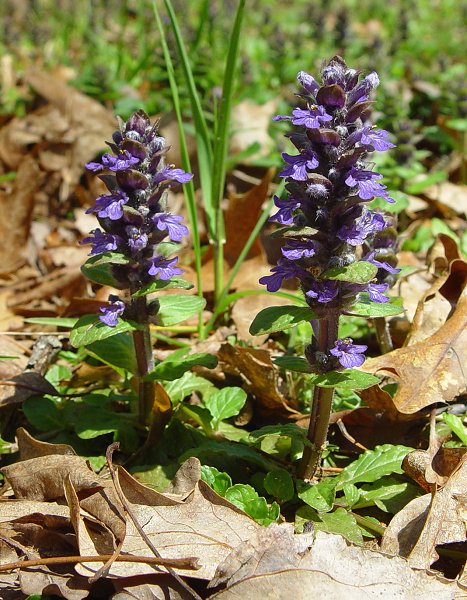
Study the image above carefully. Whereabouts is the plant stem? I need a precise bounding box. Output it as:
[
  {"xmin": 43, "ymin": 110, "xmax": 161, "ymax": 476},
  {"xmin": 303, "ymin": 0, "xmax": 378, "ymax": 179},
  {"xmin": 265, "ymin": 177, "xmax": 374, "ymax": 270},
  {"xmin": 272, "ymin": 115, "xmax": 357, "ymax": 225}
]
[
  {"xmin": 374, "ymin": 316, "xmax": 393, "ymax": 353},
  {"xmin": 130, "ymin": 296, "xmax": 155, "ymax": 425},
  {"xmin": 299, "ymin": 314, "xmax": 339, "ymax": 480}
]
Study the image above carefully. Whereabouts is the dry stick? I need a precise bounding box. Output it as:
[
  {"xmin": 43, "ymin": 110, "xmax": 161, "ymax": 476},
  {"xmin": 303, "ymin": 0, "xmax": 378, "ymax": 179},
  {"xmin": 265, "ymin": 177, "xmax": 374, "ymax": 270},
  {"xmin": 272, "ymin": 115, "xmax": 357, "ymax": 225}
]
[
  {"xmin": 0, "ymin": 554, "xmax": 199, "ymax": 573},
  {"xmin": 299, "ymin": 315, "xmax": 339, "ymax": 480},
  {"xmin": 106, "ymin": 443, "xmax": 203, "ymax": 600}
]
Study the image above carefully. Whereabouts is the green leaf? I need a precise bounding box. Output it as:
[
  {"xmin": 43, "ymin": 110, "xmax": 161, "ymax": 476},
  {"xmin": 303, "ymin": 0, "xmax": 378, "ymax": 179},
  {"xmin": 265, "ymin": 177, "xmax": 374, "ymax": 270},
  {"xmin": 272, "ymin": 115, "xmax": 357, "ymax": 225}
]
[
  {"xmin": 406, "ymin": 170, "xmax": 447, "ymax": 194},
  {"xmin": 336, "ymin": 444, "xmax": 413, "ymax": 488},
  {"xmin": 264, "ymin": 468, "xmax": 295, "ymax": 503},
  {"xmin": 355, "ymin": 476, "xmax": 421, "ymax": 513},
  {"xmin": 249, "ymin": 305, "xmax": 316, "ymax": 336},
  {"xmin": 323, "ymin": 261, "xmax": 377, "ymax": 284},
  {"xmin": 201, "ymin": 465, "xmax": 232, "ymax": 497},
  {"xmin": 24, "ymin": 317, "xmax": 78, "ymax": 329},
  {"xmin": 86, "ymin": 332, "xmax": 138, "ymax": 375},
  {"xmin": 177, "ymin": 403, "xmax": 214, "ymax": 435},
  {"xmin": 297, "ymin": 477, "xmax": 337, "ymax": 513},
  {"xmin": 346, "ymin": 294, "xmax": 404, "ymax": 317},
  {"xmin": 225, "ymin": 484, "xmax": 279, "ymax": 525},
  {"xmin": 81, "ymin": 252, "xmax": 128, "ymax": 287},
  {"xmin": 295, "ymin": 506, "xmax": 363, "ymax": 545},
  {"xmin": 203, "ymin": 387, "xmax": 247, "ymax": 425},
  {"xmin": 23, "ymin": 397, "xmax": 65, "ymax": 431},
  {"xmin": 163, "ymin": 372, "xmax": 214, "ymax": 405},
  {"xmin": 273, "ymin": 356, "xmax": 311, "ymax": 373},
  {"xmin": 69, "ymin": 315, "xmax": 137, "ymax": 348},
  {"xmin": 310, "ymin": 369, "xmax": 380, "ymax": 391},
  {"xmin": 146, "ymin": 352, "xmax": 217, "ymax": 381},
  {"xmin": 181, "ymin": 440, "xmax": 279, "ymax": 472},
  {"xmin": 155, "ymin": 295, "xmax": 206, "ymax": 327},
  {"xmin": 442, "ymin": 413, "xmax": 467, "ymax": 445},
  {"xmin": 74, "ymin": 406, "xmax": 138, "ymax": 452},
  {"xmin": 132, "ymin": 277, "xmax": 193, "ymax": 297},
  {"xmin": 342, "ymin": 483, "xmax": 361, "ymax": 507}
]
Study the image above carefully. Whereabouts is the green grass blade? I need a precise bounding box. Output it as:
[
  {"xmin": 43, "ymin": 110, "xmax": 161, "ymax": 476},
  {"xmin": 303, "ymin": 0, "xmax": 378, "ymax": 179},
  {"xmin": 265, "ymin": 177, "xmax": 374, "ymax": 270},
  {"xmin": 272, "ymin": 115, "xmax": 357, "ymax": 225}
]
[
  {"xmin": 152, "ymin": 1, "xmax": 203, "ymax": 331},
  {"xmin": 203, "ymin": 179, "xmax": 285, "ymax": 337},
  {"xmin": 210, "ymin": 0, "xmax": 246, "ymax": 302},
  {"xmin": 161, "ymin": 0, "xmax": 214, "ymax": 234}
]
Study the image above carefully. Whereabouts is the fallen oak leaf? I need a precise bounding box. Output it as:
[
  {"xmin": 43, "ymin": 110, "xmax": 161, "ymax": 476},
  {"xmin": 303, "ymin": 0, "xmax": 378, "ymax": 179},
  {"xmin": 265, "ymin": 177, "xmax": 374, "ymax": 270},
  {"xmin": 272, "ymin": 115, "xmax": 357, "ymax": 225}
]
[{"xmin": 361, "ymin": 293, "xmax": 467, "ymax": 413}]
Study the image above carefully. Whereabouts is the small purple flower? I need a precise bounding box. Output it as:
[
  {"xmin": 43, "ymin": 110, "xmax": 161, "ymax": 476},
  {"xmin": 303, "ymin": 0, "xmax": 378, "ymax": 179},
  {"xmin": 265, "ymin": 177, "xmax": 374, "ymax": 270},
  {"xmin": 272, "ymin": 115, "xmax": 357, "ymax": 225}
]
[
  {"xmin": 148, "ymin": 255, "xmax": 183, "ymax": 280},
  {"xmin": 367, "ymin": 282, "xmax": 390, "ymax": 303},
  {"xmin": 281, "ymin": 240, "xmax": 315, "ymax": 260},
  {"xmin": 86, "ymin": 151, "xmax": 140, "ymax": 172},
  {"xmin": 297, "ymin": 71, "xmax": 320, "ymax": 95},
  {"xmin": 306, "ymin": 280, "xmax": 339, "ymax": 303},
  {"xmin": 126, "ymin": 226, "xmax": 148, "ymax": 253},
  {"xmin": 99, "ymin": 295, "xmax": 126, "ymax": 327},
  {"xmin": 153, "ymin": 213, "xmax": 189, "ymax": 242},
  {"xmin": 80, "ymin": 229, "xmax": 121, "ymax": 255},
  {"xmin": 290, "ymin": 106, "xmax": 333, "ymax": 129},
  {"xmin": 153, "ymin": 166, "xmax": 193, "ymax": 185},
  {"xmin": 338, "ymin": 210, "xmax": 386, "ymax": 245},
  {"xmin": 279, "ymin": 151, "xmax": 319, "ymax": 181},
  {"xmin": 259, "ymin": 258, "xmax": 306, "ymax": 292},
  {"xmin": 345, "ymin": 168, "xmax": 394, "ymax": 202},
  {"xmin": 348, "ymin": 72, "xmax": 379, "ymax": 105},
  {"xmin": 86, "ymin": 190, "xmax": 129, "ymax": 220},
  {"xmin": 360, "ymin": 127, "xmax": 395, "ymax": 151},
  {"xmin": 330, "ymin": 338, "xmax": 367, "ymax": 369},
  {"xmin": 364, "ymin": 251, "xmax": 401, "ymax": 275},
  {"xmin": 270, "ymin": 196, "xmax": 301, "ymax": 225}
]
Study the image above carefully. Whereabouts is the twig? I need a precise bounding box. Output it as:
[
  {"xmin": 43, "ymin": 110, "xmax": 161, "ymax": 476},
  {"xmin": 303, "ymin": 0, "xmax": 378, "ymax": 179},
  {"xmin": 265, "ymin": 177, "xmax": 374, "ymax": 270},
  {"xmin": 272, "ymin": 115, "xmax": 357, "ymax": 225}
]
[
  {"xmin": 106, "ymin": 443, "xmax": 203, "ymax": 600},
  {"xmin": 336, "ymin": 418, "xmax": 368, "ymax": 451},
  {"xmin": 0, "ymin": 554, "xmax": 199, "ymax": 573}
]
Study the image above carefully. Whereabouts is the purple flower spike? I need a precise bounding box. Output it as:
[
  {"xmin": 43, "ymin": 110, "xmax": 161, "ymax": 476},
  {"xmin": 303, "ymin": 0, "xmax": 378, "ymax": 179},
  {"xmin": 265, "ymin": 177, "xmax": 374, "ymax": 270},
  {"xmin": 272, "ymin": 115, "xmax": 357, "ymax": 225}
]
[
  {"xmin": 99, "ymin": 296, "xmax": 126, "ymax": 327},
  {"xmin": 330, "ymin": 338, "xmax": 367, "ymax": 369},
  {"xmin": 281, "ymin": 240, "xmax": 315, "ymax": 260},
  {"xmin": 279, "ymin": 151, "xmax": 319, "ymax": 181},
  {"xmin": 153, "ymin": 166, "xmax": 193, "ymax": 185},
  {"xmin": 259, "ymin": 258, "xmax": 306, "ymax": 292},
  {"xmin": 80, "ymin": 229, "xmax": 121, "ymax": 255},
  {"xmin": 153, "ymin": 213, "xmax": 189, "ymax": 242},
  {"xmin": 345, "ymin": 168, "xmax": 394, "ymax": 202},
  {"xmin": 270, "ymin": 196, "xmax": 301, "ymax": 225},
  {"xmin": 290, "ymin": 106, "xmax": 333, "ymax": 129},
  {"xmin": 306, "ymin": 280, "xmax": 339, "ymax": 303},
  {"xmin": 338, "ymin": 210, "xmax": 386, "ymax": 246},
  {"xmin": 367, "ymin": 282, "xmax": 390, "ymax": 303},
  {"xmin": 148, "ymin": 255, "xmax": 183, "ymax": 280},
  {"xmin": 86, "ymin": 190, "xmax": 129, "ymax": 220}
]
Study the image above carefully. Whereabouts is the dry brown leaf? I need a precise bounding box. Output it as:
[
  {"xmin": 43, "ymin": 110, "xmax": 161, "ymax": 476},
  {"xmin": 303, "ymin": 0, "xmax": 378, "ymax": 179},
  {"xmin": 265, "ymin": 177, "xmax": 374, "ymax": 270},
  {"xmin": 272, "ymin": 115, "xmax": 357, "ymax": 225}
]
[
  {"xmin": 423, "ymin": 182, "xmax": 467, "ymax": 216},
  {"xmin": 19, "ymin": 566, "xmax": 91, "ymax": 600},
  {"xmin": 223, "ymin": 169, "xmax": 273, "ymax": 266},
  {"xmin": 0, "ymin": 372, "xmax": 59, "ymax": 408},
  {"xmin": 230, "ymin": 99, "xmax": 278, "ymax": 160},
  {"xmin": 362, "ymin": 293, "xmax": 467, "ymax": 413},
  {"xmin": 164, "ymin": 456, "xmax": 201, "ymax": 496},
  {"xmin": 210, "ymin": 529, "xmax": 458, "ymax": 599},
  {"xmin": 112, "ymin": 575, "xmax": 188, "ymax": 600},
  {"xmin": 78, "ymin": 480, "xmax": 259, "ymax": 581},
  {"xmin": 1, "ymin": 455, "xmax": 102, "ymax": 501},
  {"xmin": 383, "ymin": 454, "xmax": 467, "ymax": 578},
  {"xmin": 17, "ymin": 427, "xmax": 76, "ymax": 461},
  {"xmin": 0, "ymin": 157, "xmax": 43, "ymax": 273}
]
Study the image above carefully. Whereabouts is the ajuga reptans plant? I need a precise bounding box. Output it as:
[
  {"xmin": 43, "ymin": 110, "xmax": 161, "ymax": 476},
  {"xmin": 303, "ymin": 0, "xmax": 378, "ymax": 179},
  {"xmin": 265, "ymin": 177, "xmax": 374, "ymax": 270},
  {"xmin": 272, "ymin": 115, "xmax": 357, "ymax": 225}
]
[
  {"xmin": 81, "ymin": 110, "xmax": 192, "ymax": 423},
  {"xmin": 258, "ymin": 56, "xmax": 399, "ymax": 478}
]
